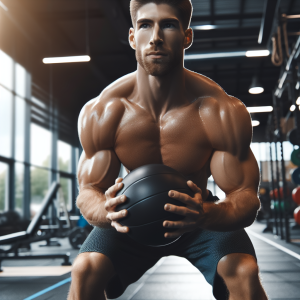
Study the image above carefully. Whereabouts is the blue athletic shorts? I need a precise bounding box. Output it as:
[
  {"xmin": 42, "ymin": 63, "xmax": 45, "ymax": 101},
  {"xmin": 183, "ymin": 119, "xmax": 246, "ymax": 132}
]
[{"xmin": 79, "ymin": 191, "xmax": 256, "ymax": 300}]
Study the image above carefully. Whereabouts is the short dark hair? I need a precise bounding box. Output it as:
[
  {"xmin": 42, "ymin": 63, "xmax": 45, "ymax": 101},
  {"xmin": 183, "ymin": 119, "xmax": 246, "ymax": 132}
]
[{"xmin": 130, "ymin": 0, "xmax": 193, "ymax": 30}]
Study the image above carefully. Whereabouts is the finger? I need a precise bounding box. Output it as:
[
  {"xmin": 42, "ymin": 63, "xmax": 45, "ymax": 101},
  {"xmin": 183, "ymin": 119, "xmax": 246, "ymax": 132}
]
[
  {"xmin": 164, "ymin": 228, "xmax": 189, "ymax": 239},
  {"xmin": 187, "ymin": 181, "xmax": 202, "ymax": 194},
  {"xmin": 107, "ymin": 210, "xmax": 127, "ymax": 221},
  {"xmin": 104, "ymin": 195, "xmax": 126, "ymax": 211},
  {"xmin": 111, "ymin": 221, "xmax": 129, "ymax": 233},
  {"xmin": 168, "ymin": 190, "xmax": 195, "ymax": 207},
  {"xmin": 163, "ymin": 220, "xmax": 196, "ymax": 229},
  {"xmin": 115, "ymin": 177, "xmax": 123, "ymax": 184},
  {"xmin": 105, "ymin": 182, "xmax": 124, "ymax": 199},
  {"xmin": 164, "ymin": 204, "xmax": 199, "ymax": 218}
]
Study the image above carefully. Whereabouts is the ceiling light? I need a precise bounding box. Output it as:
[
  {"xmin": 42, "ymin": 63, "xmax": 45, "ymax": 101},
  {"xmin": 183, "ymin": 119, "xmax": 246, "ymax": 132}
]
[
  {"xmin": 245, "ymin": 50, "xmax": 270, "ymax": 57},
  {"xmin": 185, "ymin": 50, "xmax": 270, "ymax": 60},
  {"xmin": 249, "ymin": 87, "xmax": 264, "ymax": 94},
  {"xmin": 0, "ymin": 1, "xmax": 8, "ymax": 11},
  {"xmin": 252, "ymin": 120, "xmax": 260, "ymax": 127},
  {"xmin": 296, "ymin": 97, "xmax": 300, "ymax": 105},
  {"xmin": 247, "ymin": 106, "xmax": 273, "ymax": 113},
  {"xmin": 43, "ymin": 55, "xmax": 91, "ymax": 64},
  {"xmin": 290, "ymin": 105, "xmax": 296, "ymax": 112},
  {"xmin": 185, "ymin": 51, "xmax": 246, "ymax": 60},
  {"xmin": 192, "ymin": 25, "xmax": 217, "ymax": 30},
  {"xmin": 249, "ymin": 76, "xmax": 264, "ymax": 94}
]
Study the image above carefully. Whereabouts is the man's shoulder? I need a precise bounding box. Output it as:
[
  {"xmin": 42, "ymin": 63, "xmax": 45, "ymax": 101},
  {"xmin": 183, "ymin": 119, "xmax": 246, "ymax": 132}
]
[
  {"xmin": 189, "ymin": 70, "xmax": 251, "ymax": 154},
  {"xmin": 78, "ymin": 72, "xmax": 136, "ymax": 156},
  {"xmin": 80, "ymin": 72, "xmax": 136, "ymax": 119},
  {"xmin": 187, "ymin": 70, "xmax": 247, "ymax": 119}
]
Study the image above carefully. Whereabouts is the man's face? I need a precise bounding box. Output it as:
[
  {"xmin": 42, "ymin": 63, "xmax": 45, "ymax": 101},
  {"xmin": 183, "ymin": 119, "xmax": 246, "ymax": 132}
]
[{"xmin": 130, "ymin": 3, "xmax": 189, "ymax": 76}]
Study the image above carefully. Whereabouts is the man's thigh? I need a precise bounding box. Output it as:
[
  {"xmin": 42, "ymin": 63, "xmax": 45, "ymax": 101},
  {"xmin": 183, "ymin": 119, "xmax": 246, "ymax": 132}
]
[
  {"xmin": 79, "ymin": 226, "xmax": 163, "ymax": 299},
  {"xmin": 170, "ymin": 228, "xmax": 256, "ymax": 300}
]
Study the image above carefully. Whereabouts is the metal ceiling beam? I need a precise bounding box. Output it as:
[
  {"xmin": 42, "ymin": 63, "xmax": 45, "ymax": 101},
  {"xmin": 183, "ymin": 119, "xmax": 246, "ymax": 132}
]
[
  {"xmin": 100, "ymin": 0, "xmax": 131, "ymax": 47},
  {"xmin": 191, "ymin": 13, "xmax": 262, "ymax": 23},
  {"xmin": 239, "ymin": 0, "xmax": 246, "ymax": 27},
  {"xmin": 36, "ymin": 10, "xmax": 105, "ymax": 21},
  {"xmin": 193, "ymin": 27, "xmax": 259, "ymax": 41},
  {"xmin": 258, "ymin": 0, "xmax": 281, "ymax": 47},
  {"xmin": 210, "ymin": 0, "xmax": 215, "ymax": 25},
  {"xmin": 288, "ymin": 0, "xmax": 296, "ymax": 14}
]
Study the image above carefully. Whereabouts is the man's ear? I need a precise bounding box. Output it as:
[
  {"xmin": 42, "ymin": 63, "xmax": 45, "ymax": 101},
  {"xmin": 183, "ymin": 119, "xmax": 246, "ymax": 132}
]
[
  {"xmin": 184, "ymin": 28, "xmax": 193, "ymax": 49},
  {"xmin": 129, "ymin": 28, "xmax": 136, "ymax": 50}
]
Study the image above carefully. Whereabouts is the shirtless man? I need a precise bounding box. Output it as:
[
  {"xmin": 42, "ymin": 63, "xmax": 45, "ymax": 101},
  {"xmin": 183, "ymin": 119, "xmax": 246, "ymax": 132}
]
[{"xmin": 68, "ymin": 1, "xmax": 268, "ymax": 299}]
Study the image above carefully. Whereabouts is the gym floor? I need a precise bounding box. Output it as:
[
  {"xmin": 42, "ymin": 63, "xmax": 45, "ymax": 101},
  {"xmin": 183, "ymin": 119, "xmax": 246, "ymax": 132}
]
[{"xmin": 1, "ymin": 222, "xmax": 300, "ymax": 300}]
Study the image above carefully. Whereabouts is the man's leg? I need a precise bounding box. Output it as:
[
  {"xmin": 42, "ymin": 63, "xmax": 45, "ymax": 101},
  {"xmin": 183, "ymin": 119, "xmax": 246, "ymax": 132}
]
[
  {"xmin": 68, "ymin": 252, "xmax": 116, "ymax": 300},
  {"xmin": 217, "ymin": 253, "xmax": 268, "ymax": 300}
]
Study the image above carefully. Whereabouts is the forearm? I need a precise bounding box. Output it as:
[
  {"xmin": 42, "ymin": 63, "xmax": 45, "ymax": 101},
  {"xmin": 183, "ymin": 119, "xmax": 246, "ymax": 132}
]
[
  {"xmin": 76, "ymin": 188, "xmax": 110, "ymax": 228},
  {"xmin": 201, "ymin": 189, "xmax": 260, "ymax": 231}
]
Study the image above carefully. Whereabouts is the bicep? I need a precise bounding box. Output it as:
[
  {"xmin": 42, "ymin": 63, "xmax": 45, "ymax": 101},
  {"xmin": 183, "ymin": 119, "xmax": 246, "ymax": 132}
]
[
  {"xmin": 77, "ymin": 149, "xmax": 121, "ymax": 191},
  {"xmin": 210, "ymin": 147, "xmax": 259, "ymax": 195}
]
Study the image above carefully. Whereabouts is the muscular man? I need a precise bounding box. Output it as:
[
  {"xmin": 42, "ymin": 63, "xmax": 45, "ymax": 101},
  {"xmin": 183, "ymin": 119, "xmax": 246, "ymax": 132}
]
[{"xmin": 68, "ymin": 1, "xmax": 268, "ymax": 299}]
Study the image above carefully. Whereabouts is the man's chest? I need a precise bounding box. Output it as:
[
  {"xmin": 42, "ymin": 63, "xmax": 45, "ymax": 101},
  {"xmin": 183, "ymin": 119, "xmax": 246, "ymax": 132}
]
[{"xmin": 114, "ymin": 104, "xmax": 212, "ymax": 175}]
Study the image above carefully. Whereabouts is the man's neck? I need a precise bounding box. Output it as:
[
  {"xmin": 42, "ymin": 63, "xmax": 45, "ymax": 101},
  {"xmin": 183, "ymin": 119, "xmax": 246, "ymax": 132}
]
[{"xmin": 134, "ymin": 64, "xmax": 188, "ymax": 122}]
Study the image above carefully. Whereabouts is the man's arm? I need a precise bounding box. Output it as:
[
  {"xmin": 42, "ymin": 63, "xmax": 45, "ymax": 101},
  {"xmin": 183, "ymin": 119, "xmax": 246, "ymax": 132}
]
[
  {"xmin": 201, "ymin": 95, "xmax": 260, "ymax": 231},
  {"xmin": 77, "ymin": 149, "xmax": 121, "ymax": 228},
  {"xmin": 162, "ymin": 95, "xmax": 260, "ymax": 237},
  {"xmin": 76, "ymin": 96, "xmax": 128, "ymax": 229}
]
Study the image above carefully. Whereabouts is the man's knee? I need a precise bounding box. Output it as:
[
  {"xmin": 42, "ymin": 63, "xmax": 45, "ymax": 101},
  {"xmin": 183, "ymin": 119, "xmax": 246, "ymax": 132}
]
[
  {"xmin": 217, "ymin": 253, "xmax": 259, "ymax": 284},
  {"xmin": 71, "ymin": 252, "xmax": 115, "ymax": 287}
]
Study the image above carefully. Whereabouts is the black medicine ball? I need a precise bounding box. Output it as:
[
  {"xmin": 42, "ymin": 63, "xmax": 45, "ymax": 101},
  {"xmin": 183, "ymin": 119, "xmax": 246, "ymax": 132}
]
[{"xmin": 116, "ymin": 164, "xmax": 194, "ymax": 247}]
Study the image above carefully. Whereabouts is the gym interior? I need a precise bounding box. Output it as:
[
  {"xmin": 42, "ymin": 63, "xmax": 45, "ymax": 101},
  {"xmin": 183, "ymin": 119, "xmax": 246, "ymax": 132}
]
[{"xmin": 1, "ymin": 0, "xmax": 300, "ymax": 299}]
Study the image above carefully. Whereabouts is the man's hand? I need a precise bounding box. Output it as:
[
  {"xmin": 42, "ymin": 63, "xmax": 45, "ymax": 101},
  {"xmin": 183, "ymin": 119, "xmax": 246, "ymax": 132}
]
[
  {"xmin": 104, "ymin": 177, "xmax": 129, "ymax": 233},
  {"xmin": 163, "ymin": 180, "xmax": 204, "ymax": 238}
]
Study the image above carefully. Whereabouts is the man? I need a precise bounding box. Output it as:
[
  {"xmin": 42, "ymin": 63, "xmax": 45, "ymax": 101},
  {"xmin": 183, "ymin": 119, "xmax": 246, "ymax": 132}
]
[{"xmin": 68, "ymin": 0, "xmax": 268, "ymax": 299}]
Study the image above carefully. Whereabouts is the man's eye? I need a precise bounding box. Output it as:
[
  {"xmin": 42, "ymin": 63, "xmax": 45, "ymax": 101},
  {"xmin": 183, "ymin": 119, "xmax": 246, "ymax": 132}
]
[
  {"xmin": 163, "ymin": 23, "xmax": 175, "ymax": 28},
  {"xmin": 140, "ymin": 24, "xmax": 150, "ymax": 29}
]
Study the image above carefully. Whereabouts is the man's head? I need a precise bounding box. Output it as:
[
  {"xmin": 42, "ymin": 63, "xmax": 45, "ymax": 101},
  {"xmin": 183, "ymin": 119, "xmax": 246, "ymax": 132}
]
[
  {"xmin": 129, "ymin": 0, "xmax": 193, "ymax": 77},
  {"xmin": 130, "ymin": 0, "xmax": 193, "ymax": 31}
]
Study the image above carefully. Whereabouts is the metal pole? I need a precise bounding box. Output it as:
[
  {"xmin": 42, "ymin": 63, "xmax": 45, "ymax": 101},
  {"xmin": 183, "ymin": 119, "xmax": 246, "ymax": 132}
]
[
  {"xmin": 272, "ymin": 96, "xmax": 285, "ymax": 240},
  {"xmin": 276, "ymin": 96, "xmax": 291, "ymax": 243},
  {"xmin": 267, "ymin": 116, "xmax": 278, "ymax": 235}
]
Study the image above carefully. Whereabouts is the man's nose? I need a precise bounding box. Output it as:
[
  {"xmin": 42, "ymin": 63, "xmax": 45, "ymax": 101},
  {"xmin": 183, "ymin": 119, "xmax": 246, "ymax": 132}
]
[{"xmin": 150, "ymin": 24, "xmax": 163, "ymax": 46}]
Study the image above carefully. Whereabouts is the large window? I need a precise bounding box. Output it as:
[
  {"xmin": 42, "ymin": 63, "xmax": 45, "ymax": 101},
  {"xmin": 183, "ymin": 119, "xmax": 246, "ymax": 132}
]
[
  {"xmin": 15, "ymin": 96, "xmax": 26, "ymax": 162},
  {"xmin": 0, "ymin": 86, "xmax": 12, "ymax": 158},
  {"xmin": 0, "ymin": 162, "xmax": 8, "ymax": 212},
  {"xmin": 0, "ymin": 48, "xmax": 79, "ymax": 219},
  {"xmin": 58, "ymin": 140, "xmax": 71, "ymax": 172},
  {"xmin": 31, "ymin": 124, "xmax": 51, "ymax": 167},
  {"xmin": 251, "ymin": 142, "xmax": 295, "ymax": 182},
  {"xmin": 0, "ymin": 50, "xmax": 13, "ymax": 90}
]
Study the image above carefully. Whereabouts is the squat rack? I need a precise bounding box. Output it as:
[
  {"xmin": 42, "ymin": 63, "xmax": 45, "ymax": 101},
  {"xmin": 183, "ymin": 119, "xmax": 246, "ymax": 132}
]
[{"xmin": 266, "ymin": 14, "xmax": 300, "ymax": 243}]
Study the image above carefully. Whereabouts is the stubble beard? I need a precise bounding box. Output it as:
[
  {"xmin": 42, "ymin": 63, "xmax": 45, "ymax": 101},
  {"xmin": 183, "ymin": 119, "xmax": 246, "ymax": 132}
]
[{"xmin": 136, "ymin": 49, "xmax": 181, "ymax": 77}]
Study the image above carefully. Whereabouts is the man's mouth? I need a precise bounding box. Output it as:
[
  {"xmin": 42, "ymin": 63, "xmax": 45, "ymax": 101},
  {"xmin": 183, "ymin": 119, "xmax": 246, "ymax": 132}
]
[{"xmin": 147, "ymin": 51, "xmax": 167, "ymax": 59}]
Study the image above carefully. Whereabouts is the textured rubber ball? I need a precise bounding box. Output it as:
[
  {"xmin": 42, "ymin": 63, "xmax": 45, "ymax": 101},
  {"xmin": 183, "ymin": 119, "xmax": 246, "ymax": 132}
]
[{"xmin": 116, "ymin": 164, "xmax": 194, "ymax": 247}]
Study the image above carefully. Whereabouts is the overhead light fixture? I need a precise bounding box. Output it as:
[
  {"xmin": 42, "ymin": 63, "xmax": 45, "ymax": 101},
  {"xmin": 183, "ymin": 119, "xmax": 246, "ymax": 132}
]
[
  {"xmin": 192, "ymin": 25, "xmax": 217, "ymax": 30},
  {"xmin": 252, "ymin": 120, "xmax": 260, "ymax": 127},
  {"xmin": 249, "ymin": 76, "xmax": 264, "ymax": 94},
  {"xmin": 0, "ymin": 1, "xmax": 8, "ymax": 11},
  {"xmin": 247, "ymin": 106, "xmax": 273, "ymax": 113},
  {"xmin": 185, "ymin": 51, "xmax": 246, "ymax": 60},
  {"xmin": 43, "ymin": 55, "xmax": 91, "ymax": 64},
  {"xmin": 185, "ymin": 49, "xmax": 270, "ymax": 60},
  {"xmin": 296, "ymin": 97, "xmax": 300, "ymax": 105},
  {"xmin": 245, "ymin": 50, "xmax": 270, "ymax": 57},
  {"xmin": 290, "ymin": 105, "xmax": 296, "ymax": 111}
]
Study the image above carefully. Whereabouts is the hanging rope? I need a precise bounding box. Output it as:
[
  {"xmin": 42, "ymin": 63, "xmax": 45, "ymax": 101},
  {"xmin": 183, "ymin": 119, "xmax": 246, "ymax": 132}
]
[
  {"xmin": 271, "ymin": 26, "xmax": 283, "ymax": 66},
  {"xmin": 282, "ymin": 16, "xmax": 290, "ymax": 58},
  {"xmin": 85, "ymin": 0, "xmax": 90, "ymax": 55}
]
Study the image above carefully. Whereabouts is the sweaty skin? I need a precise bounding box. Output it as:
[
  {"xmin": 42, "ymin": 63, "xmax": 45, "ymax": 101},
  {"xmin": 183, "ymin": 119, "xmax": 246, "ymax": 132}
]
[{"xmin": 76, "ymin": 3, "xmax": 260, "ymax": 238}]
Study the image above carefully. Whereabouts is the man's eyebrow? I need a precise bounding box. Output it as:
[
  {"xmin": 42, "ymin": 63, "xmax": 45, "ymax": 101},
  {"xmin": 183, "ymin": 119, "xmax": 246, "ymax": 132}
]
[
  {"xmin": 136, "ymin": 18, "xmax": 180, "ymax": 24},
  {"xmin": 137, "ymin": 18, "xmax": 153, "ymax": 24}
]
